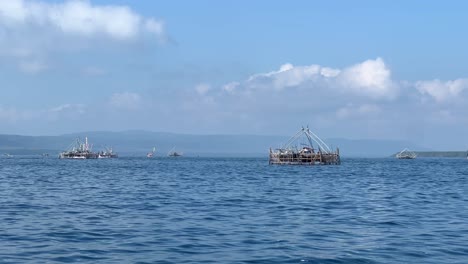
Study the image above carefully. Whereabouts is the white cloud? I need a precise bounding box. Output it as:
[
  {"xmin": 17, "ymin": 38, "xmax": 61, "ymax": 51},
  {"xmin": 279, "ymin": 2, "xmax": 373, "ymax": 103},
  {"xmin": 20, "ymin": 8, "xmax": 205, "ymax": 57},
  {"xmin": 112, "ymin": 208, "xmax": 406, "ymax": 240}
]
[
  {"xmin": 109, "ymin": 92, "xmax": 142, "ymax": 110},
  {"xmin": 245, "ymin": 63, "xmax": 335, "ymax": 91},
  {"xmin": 0, "ymin": 1, "xmax": 26, "ymax": 22},
  {"xmin": 415, "ymin": 79, "xmax": 468, "ymax": 103},
  {"xmin": 49, "ymin": 103, "xmax": 86, "ymax": 114},
  {"xmin": 321, "ymin": 67, "xmax": 341, "ymax": 78},
  {"xmin": 338, "ymin": 58, "xmax": 396, "ymax": 99},
  {"xmin": 195, "ymin": 83, "xmax": 211, "ymax": 95},
  {"xmin": 223, "ymin": 82, "xmax": 239, "ymax": 93},
  {"xmin": 0, "ymin": 1, "xmax": 167, "ymax": 74},
  {"xmin": 0, "ymin": 0, "xmax": 165, "ymax": 40},
  {"xmin": 4, "ymin": 57, "xmax": 468, "ymax": 146},
  {"xmin": 229, "ymin": 58, "xmax": 396, "ymax": 99},
  {"xmin": 204, "ymin": 58, "xmax": 468, "ymax": 138}
]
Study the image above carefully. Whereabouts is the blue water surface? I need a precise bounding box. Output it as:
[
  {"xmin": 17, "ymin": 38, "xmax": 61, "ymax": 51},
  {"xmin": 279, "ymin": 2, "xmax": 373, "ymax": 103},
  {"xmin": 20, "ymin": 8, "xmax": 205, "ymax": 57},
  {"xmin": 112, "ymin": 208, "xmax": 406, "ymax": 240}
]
[{"xmin": 1, "ymin": 157, "xmax": 468, "ymax": 263}]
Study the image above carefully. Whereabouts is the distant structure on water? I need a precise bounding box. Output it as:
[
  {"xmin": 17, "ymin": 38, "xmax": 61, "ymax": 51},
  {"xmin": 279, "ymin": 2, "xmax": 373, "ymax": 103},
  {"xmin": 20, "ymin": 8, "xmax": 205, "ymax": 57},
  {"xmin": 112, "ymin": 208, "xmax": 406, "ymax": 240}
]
[
  {"xmin": 59, "ymin": 137, "xmax": 98, "ymax": 159},
  {"xmin": 269, "ymin": 127, "xmax": 340, "ymax": 165},
  {"xmin": 98, "ymin": 147, "xmax": 118, "ymax": 159},
  {"xmin": 396, "ymin": 148, "xmax": 417, "ymax": 159},
  {"xmin": 168, "ymin": 147, "xmax": 182, "ymax": 157},
  {"xmin": 147, "ymin": 147, "xmax": 156, "ymax": 158}
]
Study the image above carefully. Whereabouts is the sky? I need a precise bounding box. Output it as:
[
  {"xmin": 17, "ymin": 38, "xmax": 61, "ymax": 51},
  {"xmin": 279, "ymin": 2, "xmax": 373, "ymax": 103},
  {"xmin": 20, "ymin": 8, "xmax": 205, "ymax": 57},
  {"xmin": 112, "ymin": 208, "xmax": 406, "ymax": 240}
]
[{"xmin": 1, "ymin": 0, "xmax": 468, "ymax": 150}]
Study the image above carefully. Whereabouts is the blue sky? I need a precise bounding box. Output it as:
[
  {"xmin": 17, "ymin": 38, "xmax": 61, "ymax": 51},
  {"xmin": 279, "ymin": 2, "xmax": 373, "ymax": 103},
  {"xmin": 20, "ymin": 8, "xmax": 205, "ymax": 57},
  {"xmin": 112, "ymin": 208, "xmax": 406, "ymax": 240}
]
[{"xmin": 1, "ymin": 0, "xmax": 468, "ymax": 149}]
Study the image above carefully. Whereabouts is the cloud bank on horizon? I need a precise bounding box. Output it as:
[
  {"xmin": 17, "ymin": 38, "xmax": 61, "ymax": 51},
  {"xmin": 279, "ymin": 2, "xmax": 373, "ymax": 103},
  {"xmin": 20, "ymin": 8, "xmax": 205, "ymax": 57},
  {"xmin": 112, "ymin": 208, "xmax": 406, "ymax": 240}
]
[
  {"xmin": 189, "ymin": 58, "xmax": 468, "ymax": 143},
  {"xmin": 220, "ymin": 58, "xmax": 468, "ymax": 103},
  {"xmin": 0, "ymin": 0, "xmax": 467, "ymax": 150}
]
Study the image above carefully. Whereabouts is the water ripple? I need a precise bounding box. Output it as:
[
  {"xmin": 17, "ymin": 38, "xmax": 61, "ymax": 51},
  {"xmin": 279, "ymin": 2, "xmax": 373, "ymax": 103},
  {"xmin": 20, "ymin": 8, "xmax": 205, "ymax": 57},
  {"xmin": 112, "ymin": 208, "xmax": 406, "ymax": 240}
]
[{"xmin": 1, "ymin": 157, "xmax": 468, "ymax": 263}]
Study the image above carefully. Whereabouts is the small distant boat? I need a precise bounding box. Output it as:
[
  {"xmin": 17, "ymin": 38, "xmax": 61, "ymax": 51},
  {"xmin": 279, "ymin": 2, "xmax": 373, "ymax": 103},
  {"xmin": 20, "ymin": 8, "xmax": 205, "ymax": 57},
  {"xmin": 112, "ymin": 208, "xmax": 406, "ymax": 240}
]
[
  {"xmin": 147, "ymin": 147, "xmax": 156, "ymax": 158},
  {"xmin": 98, "ymin": 147, "xmax": 118, "ymax": 159},
  {"xmin": 396, "ymin": 148, "xmax": 417, "ymax": 159},
  {"xmin": 59, "ymin": 137, "xmax": 98, "ymax": 159},
  {"xmin": 168, "ymin": 147, "xmax": 182, "ymax": 157},
  {"xmin": 3, "ymin": 153, "xmax": 13, "ymax": 158},
  {"xmin": 42, "ymin": 153, "xmax": 49, "ymax": 158}
]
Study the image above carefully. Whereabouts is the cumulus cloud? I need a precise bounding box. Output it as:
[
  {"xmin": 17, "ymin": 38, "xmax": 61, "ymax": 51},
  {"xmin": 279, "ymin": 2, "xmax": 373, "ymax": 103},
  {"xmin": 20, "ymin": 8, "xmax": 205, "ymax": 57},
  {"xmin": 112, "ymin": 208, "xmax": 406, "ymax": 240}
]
[
  {"xmin": 109, "ymin": 92, "xmax": 142, "ymax": 110},
  {"xmin": 0, "ymin": 0, "xmax": 167, "ymax": 74},
  {"xmin": 228, "ymin": 58, "xmax": 396, "ymax": 99},
  {"xmin": 0, "ymin": 0, "xmax": 165, "ymax": 40},
  {"xmin": 244, "ymin": 63, "xmax": 338, "ymax": 91},
  {"xmin": 193, "ymin": 57, "xmax": 468, "ymax": 138},
  {"xmin": 3, "ymin": 57, "xmax": 468, "ymax": 146},
  {"xmin": 415, "ymin": 79, "xmax": 468, "ymax": 103},
  {"xmin": 338, "ymin": 58, "xmax": 397, "ymax": 99}
]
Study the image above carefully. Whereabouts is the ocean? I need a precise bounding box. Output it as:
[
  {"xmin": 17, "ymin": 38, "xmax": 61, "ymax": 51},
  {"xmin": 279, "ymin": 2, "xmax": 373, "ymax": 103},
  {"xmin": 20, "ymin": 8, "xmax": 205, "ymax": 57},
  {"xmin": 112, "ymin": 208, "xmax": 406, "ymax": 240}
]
[{"xmin": 1, "ymin": 157, "xmax": 467, "ymax": 263}]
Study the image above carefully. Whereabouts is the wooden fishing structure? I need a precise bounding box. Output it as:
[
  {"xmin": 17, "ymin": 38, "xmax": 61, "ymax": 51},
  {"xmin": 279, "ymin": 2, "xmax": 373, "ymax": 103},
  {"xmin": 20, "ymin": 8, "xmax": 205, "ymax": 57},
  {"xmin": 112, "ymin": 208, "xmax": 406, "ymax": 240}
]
[{"xmin": 269, "ymin": 127, "xmax": 340, "ymax": 165}]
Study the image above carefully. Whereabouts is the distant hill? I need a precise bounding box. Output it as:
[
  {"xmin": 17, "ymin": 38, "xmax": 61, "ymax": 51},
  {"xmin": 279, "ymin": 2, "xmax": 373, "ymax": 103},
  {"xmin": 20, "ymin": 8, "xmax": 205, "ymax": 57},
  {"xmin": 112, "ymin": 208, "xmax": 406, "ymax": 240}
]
[
  {"xmin": 0, "ymin": 131, "xmax": 431, "ymax": 157},
  {"xmin": 0, "ymin": 131, "xmax": 286, "ymax": 156},
  {"xmin": 388, "ymin": 151, "xmax": 468, "ymax": 158},
  {"xmin": 415, "ymin": 151, "xmax": 467, "ymax": 158},
  {"xmin": 327, "ymin": 138, "xmax": 428, "ymax": 158}
]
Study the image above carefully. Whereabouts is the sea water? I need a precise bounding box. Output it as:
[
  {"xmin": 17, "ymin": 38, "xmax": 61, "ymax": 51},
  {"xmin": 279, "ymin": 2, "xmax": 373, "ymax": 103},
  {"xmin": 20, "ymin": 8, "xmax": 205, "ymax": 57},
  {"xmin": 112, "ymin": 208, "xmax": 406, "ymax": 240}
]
[{"xmin": 1, "ymin": 157, "xmax": 467, "ymax": 263}]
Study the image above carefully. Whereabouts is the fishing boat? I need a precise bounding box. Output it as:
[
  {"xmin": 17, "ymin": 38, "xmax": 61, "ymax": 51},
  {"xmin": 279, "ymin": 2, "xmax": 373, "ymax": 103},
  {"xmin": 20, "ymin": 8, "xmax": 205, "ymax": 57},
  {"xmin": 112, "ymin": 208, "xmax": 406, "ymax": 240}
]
[
  {"xmin": 3, "ymin": 153, "xmax": 13, "ymax": 158},
  {"xmin": 147, "ymin": 147, "xmax": 156, "ymax": 158},
  {"xmin": 269, "ymin": 126, "xmax": 340, "ymax": 165},
  {"xmin": 59, "ymin": 137, "xmax": 98, "ymax": 159},
  {"xmin": 168, "ymin": 147, "xmax": 182, "ymax": 157},
  {"xmin": 396, "ymin": 148, "xmax": 417, "ymax": 159},
  {"xmin": 98, "ymin": 147, "xmax": 118, "ymax": 158}
]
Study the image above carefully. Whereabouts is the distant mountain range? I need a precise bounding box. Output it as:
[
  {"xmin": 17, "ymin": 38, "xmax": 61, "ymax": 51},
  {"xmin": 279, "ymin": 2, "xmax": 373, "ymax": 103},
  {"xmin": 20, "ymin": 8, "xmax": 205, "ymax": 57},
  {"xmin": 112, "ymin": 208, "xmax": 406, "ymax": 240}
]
[{"xmin": 0, "ymin": 130, "xmax": 438, "ymax": 157}]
